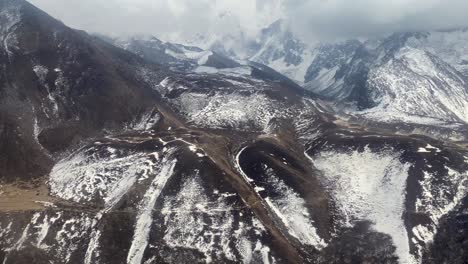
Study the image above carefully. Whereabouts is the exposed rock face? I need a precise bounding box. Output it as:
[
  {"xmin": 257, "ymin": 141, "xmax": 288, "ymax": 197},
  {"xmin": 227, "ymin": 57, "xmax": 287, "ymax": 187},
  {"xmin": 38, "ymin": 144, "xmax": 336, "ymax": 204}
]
[{"xmin": 0, "ymin": 1, "xmax": 467, "ymax": 264}]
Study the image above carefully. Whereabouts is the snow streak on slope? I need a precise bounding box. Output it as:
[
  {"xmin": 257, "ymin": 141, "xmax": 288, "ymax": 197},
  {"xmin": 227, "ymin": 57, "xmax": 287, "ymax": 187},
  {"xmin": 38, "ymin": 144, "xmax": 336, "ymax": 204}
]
[
  {"xmin": 304, "ymin": 66, "xmax": 345, "ymax": 97},
  {"xmin": 1, "ymin": 212, "xmax": 95, "ymax": 263},
  {"xmin": 127, "ymin": 154, "xmax": 177, "ymax": 264},
  {"xmin": 161, "ymin": 171, "xmax": 273, "ymax": 263},
  {"xmin": 262, "ymin": 168, "xmax": 326, "ymax": 249},
  {"xmin": 412, "ymin": 162, "xmax": 468, "ymax": 258},
  {"xmin": 53, "ymin": 213, "xmax": 95, "ymax": 262},
  {"xmin": 130, "ymin": 110, "xmax": 160, "ymax": 131},
  {"xmin": 2, "ymin": 213, "xmax": 39, "ymax": 262},
  {"xmin": 311, "ymin": 147, "xmax": 415, "ymax": 264},
  {"xmin": 234, "ymin": 146, "xmax": 326, "ymax": 250}
]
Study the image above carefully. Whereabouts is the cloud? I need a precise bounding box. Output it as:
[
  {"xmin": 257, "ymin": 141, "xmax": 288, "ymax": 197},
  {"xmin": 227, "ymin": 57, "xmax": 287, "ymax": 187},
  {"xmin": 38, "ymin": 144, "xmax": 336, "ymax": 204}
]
[
  {"xmin": 29, "ymin": 0, "xmax": 213, "ymax": 37},
  {"xmin": 284, "ymin": 0, "xmax": 468, "ymax": 41},
  {"xmin": 28, "ymin": 0, "xmax": 468, "ymax": 44},
  {"xmin": 28, "ymin": 0, "xmax": 281, "ymax": 42}
]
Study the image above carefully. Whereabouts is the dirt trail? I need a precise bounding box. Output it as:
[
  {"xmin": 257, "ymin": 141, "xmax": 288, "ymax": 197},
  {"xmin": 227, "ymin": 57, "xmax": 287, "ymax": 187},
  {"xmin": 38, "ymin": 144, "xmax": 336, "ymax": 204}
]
[
  {"xmin": 195, "ymin": 134, "xmax": 304, "ymax": 263},
  {"xmin": 0, "ymin": 179, "xmax": 56, "ymax": 212},
  {"xmin": 132, "ymin": 127, "xmax": 306, "ymax": 262},
  {"xmin": 334, "ymin": 117, "xmax": 468, "ymax": 151}
]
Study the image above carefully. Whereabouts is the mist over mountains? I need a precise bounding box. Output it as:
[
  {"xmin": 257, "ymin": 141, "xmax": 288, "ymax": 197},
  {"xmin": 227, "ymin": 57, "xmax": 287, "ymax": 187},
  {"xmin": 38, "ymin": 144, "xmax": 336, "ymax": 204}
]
[{"xmin": 29, "ymin": 0, "xmax": 468, "ymax": 42}]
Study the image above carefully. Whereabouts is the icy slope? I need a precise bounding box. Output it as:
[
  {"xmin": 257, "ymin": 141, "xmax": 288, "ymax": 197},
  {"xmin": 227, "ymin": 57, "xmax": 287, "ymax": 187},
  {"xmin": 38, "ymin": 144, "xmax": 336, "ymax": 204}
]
[
  {"xmin": 363, "ymin": 47, "xmax": 468, "ymax": 123},
  {"xmin": 406, "ymin": 29, "xmax": 468, "ymax": 76},
  {"xmin": 301, "ymin": 32, "xmax": 468, "ymax": 125}
]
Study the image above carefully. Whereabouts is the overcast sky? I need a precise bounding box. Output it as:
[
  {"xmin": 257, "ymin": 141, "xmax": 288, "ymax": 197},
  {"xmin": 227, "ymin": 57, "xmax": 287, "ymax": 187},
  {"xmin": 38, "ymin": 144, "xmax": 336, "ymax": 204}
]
[
  {"xmin": 286, "ymin": 0, "xmax": 468, "ymax": 41},
  {"xmin": 29, "ymin": 0, "xmax": 468, "ymax": 43},
  {"xmin": 28, "ymin": 0, "xmax": 282, "ymax": 42}
]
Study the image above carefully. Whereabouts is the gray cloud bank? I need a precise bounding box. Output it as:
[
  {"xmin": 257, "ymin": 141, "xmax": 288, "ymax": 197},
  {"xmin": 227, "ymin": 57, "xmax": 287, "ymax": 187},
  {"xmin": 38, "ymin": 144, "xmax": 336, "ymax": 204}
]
[
  {"xmin": 29, "ymin": 0, "xmax": 468, "ymax": 43},
  {"xmin": 28, "ymin": 0, "xmax": 280, "ymax": 42},
  {"xmin": 285, "ymin": 0, "xmax": 468, "ymax": 41}
]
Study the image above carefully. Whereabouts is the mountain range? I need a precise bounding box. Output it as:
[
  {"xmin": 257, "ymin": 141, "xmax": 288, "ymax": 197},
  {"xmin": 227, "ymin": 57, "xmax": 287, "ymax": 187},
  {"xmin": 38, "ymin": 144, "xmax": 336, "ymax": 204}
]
[
  {"xmin": 0, "ymin": 1, "xmax": 467, "ymax": 264},
  {"xmin": 246, "ymin": 20, "xmax": 468, "ymax": 126}
]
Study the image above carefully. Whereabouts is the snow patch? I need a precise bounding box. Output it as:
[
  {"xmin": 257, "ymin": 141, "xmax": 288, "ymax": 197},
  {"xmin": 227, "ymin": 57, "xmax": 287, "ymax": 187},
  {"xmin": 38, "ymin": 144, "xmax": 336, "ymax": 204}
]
[
  {"xmin": 173, "ymin": 92, "xmax": 287, "ymax": 131},
  {"xmin": 418, "ymin": 144, "xmax": 441, "ymax": 153},
  {"xmin": 127, "ymin": 155, "xmax": 177, "ymax": 264},
  {"xmin": 194, "ymin": 66, "xmax": 252, "ymax": 76},
  {"xmin": 311, "ymin": 147, "xmax": 415, "ymax": 263},
  {"xmin": 131, "ymin": 111, "xmax": 160, "ymax": 131},
  {"xmin": 33, "ymin": 65, "xmax": 49, "ymax": 84},
  {"xmin": 49, "ymin": 146, "xmax": 159, "ymax": 204}
]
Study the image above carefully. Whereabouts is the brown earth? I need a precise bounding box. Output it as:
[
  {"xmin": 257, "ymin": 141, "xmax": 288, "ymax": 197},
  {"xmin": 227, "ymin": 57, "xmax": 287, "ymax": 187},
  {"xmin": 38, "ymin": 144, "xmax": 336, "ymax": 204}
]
[{"xmin": 0, "ymin": 178, "xmax": 55, "ymax": 212}]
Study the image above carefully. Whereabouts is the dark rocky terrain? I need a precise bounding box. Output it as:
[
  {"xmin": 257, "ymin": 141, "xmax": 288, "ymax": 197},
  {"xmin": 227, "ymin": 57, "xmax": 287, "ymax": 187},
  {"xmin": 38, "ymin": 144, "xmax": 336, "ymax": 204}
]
[
  {"xmin": 0, "ymin": 1, "xmax": 467, "ymax": 264},
  {"xmin": 0, "ymin": 0, "xmax": 169, "ymax": 180}
]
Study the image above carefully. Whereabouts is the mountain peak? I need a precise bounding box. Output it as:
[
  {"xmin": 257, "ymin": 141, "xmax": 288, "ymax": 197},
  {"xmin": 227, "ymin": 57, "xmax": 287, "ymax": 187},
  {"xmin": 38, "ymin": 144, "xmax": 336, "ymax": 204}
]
[{"xmin": 261, "ymin": 19, "xmax": 286, "ymax": 35}]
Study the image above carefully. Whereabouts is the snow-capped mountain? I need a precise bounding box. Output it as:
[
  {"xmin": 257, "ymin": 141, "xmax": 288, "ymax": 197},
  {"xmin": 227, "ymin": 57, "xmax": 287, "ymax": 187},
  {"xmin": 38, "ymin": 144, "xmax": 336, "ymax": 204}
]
[
  {"xmin": 1, "ymin": 1, "xmax": 468, "ymax": 264},
  {"xmin": 106, "ymin": 35, "xmax": 241, "ymax": 72},
  {"xmin": 405, "ymin": 30, "xmax": 468, "ymax": 76},
  {"xmin": 363, "ymin": 42, "xmax": 468, "ymax": 124},
  {"xmin": 180, "ymin": 13, "xmax": 260, "ymax": 61},
  {"xmin": 246, "ymin": 22, "xmax": 468, "ymax": 126},
  {"xmin": 102, "ymin": 34, "xmax": 303, "ymax": 91},
  {"xmin": 249, "ymin": 20, "xmax": 317, "ymax": 84},
  {"xmin": 303, "ymin": 32, "xmax": 468, "ymax": 125}
]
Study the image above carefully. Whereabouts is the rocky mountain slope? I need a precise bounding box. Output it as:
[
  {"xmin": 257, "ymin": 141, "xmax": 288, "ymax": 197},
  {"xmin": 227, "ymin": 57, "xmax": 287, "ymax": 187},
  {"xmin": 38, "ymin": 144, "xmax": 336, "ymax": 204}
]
[
  {"xmin": 0, "ymin": 0, "xmax": 168, "ymax": 180},
  {"xmin": 0, "ymin": 1, "xmax": 467, "ymax": 264}
]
